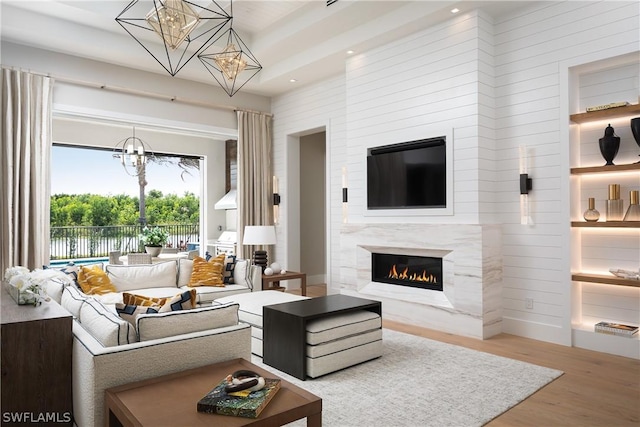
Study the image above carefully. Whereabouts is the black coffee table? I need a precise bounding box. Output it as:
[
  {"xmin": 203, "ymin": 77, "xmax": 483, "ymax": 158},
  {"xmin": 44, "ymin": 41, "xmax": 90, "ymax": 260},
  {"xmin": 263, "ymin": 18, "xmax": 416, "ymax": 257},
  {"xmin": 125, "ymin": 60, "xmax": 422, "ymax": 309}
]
[{"xmin": 263, "ymin": 294, "xmax": 382, "ymax": 380}]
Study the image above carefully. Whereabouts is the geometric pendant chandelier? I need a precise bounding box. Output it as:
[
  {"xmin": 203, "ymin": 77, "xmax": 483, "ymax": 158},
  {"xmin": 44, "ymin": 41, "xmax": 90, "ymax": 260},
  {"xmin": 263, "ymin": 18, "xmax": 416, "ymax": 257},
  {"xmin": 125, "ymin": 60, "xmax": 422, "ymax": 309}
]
[
  {"xmin": 116, "ymin": 0, "xmax": 231, "ymax": 76},
  {"xmin": 198, "ymin": 21, "xmax": 263, "ymax": 97}
]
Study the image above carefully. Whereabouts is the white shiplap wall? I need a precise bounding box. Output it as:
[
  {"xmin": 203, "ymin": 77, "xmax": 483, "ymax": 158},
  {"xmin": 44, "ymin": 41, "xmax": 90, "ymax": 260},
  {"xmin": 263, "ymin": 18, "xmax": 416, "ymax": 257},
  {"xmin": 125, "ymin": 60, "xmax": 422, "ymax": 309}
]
[
  {"xmin": 272, "ymin": 1, "xmax": 639, "ymax": 353},
  {"xmin": 345, "ymin": 10, "xmax": 488, "ymax": 224},
  {"xmin": 495, "ymin": 0, "xmax": 639, "ymax": 347}
]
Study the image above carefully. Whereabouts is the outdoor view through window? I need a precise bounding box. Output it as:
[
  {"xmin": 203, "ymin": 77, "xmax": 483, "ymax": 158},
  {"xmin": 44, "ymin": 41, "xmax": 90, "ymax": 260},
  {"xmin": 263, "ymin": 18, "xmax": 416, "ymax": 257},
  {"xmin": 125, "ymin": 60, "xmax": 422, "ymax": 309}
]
[{"xmin": 50, "ymin": 144, "xmax": 201, "ymax": 264}]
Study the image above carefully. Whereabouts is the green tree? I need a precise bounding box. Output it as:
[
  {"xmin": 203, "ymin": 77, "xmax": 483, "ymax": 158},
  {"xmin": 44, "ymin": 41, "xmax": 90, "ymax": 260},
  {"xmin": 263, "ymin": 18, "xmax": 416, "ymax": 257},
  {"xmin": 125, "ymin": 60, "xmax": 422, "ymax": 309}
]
[{"xmin": 50, "ymin": 192, "xmax": 199, "ymax": 227}]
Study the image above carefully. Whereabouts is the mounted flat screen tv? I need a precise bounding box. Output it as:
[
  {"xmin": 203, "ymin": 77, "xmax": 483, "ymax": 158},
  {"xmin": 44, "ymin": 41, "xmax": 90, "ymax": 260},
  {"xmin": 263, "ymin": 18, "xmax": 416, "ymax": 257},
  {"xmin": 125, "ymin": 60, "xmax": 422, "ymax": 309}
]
[{"xmin": 367, "ymin": 137, "xmax": 446, "ymax": 209}]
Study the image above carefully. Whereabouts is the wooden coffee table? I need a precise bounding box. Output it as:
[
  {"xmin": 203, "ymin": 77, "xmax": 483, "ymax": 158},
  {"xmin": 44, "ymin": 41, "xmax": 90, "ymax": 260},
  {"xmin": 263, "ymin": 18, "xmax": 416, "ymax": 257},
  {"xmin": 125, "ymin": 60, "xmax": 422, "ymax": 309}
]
[{"xmin": 105, "ymin": 358, "xmax": 322, "ymax": 426}]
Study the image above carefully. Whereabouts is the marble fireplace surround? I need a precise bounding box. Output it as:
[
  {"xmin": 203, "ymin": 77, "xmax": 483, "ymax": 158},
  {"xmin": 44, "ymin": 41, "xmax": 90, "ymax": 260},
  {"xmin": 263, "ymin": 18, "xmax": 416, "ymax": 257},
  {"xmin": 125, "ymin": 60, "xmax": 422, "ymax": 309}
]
[{"xmin": 339, "ymin": 223, "xmax": 503, "ymax": 339}]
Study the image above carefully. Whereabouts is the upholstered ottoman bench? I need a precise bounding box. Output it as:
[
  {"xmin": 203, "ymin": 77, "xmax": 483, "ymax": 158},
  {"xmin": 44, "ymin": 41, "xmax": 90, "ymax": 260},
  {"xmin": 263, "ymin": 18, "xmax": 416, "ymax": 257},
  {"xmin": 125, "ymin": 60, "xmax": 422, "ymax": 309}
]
[
  {"xmin": 215, "ymin": 291, "xmax": 309, "ymax": 356},
  {"xmin": 304, "ymin": 309, "xmax": 383, "ymax": 378},
  {"xmin": 263, "ymin": 294, "xmax": 383, "ymax": 380}
]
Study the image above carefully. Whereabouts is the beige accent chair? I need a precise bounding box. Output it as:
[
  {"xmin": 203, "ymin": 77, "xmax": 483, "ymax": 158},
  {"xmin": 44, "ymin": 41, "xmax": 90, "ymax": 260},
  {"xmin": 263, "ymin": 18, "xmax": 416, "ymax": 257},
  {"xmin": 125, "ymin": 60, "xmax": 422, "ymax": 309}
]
[
  {"xmin": 109, "ymin": 250, "xmax": 123, "ymax": 265},
  {"xmin": 187, "ymin": 250, "xmax": 199, "ymax": 260}
]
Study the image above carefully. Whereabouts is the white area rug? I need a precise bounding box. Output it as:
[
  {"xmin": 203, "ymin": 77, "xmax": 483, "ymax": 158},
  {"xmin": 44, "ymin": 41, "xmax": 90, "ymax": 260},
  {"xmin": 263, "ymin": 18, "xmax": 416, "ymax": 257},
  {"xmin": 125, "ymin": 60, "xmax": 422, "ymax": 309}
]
[{"xmin": 251, "ymin": 329, "xmax": 563, "ymax": 427}]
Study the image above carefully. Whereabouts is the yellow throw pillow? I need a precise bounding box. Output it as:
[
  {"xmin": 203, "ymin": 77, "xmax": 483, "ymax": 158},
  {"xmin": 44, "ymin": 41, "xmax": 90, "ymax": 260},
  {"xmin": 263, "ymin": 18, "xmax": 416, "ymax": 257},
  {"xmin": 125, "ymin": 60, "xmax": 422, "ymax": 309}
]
[
  {"xmin": 122, "ymin": 293, "xmax": 168, "ymax": 307},
  {"xmin": 77, "ymin": 265, "xmax": 116, "ymax": 295},
  {"xmin": 188, "ymin": 255, "xmax": 225, "ymax": 287}
]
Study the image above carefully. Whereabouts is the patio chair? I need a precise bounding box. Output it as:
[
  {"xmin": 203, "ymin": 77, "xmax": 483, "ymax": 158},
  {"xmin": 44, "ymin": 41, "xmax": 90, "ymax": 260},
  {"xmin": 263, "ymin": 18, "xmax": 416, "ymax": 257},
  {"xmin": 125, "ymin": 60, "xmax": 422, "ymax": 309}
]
[
  {"xmin": 109, "ymin": 250, "xmax": 123, "ymax": 265},
  {"xmin": 127, "ymin": 253, "xmax": 152, "ymax": 265},
  {"xmin": 187, "ymin": 250, "xmax": 200, "ymax": 260},
  {"xmin": 161, "ymin": 247, "xmax": 179, "ymax": 254}
]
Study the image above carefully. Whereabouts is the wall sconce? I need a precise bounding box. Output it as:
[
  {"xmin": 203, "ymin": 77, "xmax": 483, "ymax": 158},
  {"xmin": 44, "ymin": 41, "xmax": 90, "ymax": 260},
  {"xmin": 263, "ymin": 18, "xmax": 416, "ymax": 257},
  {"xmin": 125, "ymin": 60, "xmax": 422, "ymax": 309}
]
[
  {"xmin": 273, "ymin": 176, "xmax": 280, "ymax": 225},
  {"xmin": 519, "ymin": 145, "xmax": 533, "ymax": 225},
  {"xmin": 342, "ymin": 166, "xmax": 348, "ymax": 223}
]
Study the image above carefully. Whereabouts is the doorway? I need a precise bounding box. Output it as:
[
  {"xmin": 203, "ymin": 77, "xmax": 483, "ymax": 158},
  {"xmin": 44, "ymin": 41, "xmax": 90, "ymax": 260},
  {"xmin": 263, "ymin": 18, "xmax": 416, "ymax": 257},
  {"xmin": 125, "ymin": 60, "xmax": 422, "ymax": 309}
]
[{"xmin": 299, "ymin": 132, "xmax": 326, "ymax": 285}]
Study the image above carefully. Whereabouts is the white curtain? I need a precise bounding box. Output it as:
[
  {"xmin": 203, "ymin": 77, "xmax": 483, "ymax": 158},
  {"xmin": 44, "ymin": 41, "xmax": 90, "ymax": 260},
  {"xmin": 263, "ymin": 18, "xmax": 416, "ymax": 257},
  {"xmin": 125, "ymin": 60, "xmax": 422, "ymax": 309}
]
[
  {"xmin": 1, "ymin": 68, "xmax": 54, "ymax": 272},
  {"xmin": 237, "ymin": 110, "xmax": 273, "ymax": 259}
]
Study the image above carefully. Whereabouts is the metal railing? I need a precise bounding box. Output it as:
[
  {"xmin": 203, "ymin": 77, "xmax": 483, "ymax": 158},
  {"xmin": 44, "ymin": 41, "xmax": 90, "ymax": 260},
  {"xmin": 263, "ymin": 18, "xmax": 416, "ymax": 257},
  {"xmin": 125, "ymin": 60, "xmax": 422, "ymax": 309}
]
[{"xmin": 50, "ymin": 224, "xmax": 199, "ymax": 260}]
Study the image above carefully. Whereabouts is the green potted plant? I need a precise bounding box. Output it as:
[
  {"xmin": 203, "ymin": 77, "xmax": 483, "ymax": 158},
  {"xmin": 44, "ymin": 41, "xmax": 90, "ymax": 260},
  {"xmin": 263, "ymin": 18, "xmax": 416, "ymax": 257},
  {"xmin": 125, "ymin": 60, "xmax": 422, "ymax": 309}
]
[{"xmin": 139, "ymin": 226, "xmax": 169, "ymax": 257}]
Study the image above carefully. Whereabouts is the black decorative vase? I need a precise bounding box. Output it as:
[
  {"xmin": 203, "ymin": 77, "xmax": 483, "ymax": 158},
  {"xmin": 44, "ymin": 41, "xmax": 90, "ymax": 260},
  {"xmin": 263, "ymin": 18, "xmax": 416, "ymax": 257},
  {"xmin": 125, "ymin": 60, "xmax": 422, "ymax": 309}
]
[
  {"xmin": 631, "ymin": 117, "xmax": 640, "ymax": 162},
  {"xmin": 598, "ymin": 123, "xmax": 620, "ymax": 166}
]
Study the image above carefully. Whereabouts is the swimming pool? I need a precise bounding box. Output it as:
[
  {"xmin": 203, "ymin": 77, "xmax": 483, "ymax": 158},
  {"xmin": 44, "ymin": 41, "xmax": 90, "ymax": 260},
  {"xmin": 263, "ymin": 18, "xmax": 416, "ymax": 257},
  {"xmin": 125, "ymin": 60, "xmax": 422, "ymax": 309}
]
[{"xmin": 48, "ymin": 257, "xmax": 108, "ymax": 267}]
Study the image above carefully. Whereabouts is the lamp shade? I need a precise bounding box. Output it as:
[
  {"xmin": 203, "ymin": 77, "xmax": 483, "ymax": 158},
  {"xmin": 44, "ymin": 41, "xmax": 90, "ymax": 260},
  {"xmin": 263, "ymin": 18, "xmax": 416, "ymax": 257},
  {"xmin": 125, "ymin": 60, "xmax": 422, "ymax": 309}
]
[{"xmin": 242, "ymin": 226, "xmax": 276, "ymax": 245}]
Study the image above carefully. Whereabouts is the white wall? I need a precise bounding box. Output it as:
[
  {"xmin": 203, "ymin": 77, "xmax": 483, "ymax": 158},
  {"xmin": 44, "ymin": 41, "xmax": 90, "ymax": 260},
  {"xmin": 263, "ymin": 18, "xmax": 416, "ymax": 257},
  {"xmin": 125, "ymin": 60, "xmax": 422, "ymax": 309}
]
[{"xmin": 272, "ymin": 1, "xmax": 640, "ymax": 351}]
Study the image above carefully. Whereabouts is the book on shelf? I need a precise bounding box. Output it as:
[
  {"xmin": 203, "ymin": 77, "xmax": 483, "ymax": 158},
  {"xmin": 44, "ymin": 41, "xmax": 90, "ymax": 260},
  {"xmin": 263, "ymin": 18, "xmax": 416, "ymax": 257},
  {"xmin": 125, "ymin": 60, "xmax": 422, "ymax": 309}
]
[
  {"xmin": 585, "ymin": 101, "xmax": 629, "ymax": 112},
  {"xmin": 594, "ymin": 321, "xmax": 639, "ymax": 337},
  {"xmin": 197, "ymin": 378, "xmax": 281, "ymax": 418}
]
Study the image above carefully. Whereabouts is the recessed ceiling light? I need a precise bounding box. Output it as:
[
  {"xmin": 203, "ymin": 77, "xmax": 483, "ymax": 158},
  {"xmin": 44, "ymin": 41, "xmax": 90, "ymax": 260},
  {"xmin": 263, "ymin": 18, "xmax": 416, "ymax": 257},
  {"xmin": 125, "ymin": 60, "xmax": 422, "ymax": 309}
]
[
  {"xmin": 289, "ymin": 79, "xmax": 297, "ymax": 83},
  {"xmin": 346, "ymin": 50, "xmax": 355, "ymax": 55},
  {"xmin": 451, "ymin": 8, "xmax": 460, "ymax": 14}
]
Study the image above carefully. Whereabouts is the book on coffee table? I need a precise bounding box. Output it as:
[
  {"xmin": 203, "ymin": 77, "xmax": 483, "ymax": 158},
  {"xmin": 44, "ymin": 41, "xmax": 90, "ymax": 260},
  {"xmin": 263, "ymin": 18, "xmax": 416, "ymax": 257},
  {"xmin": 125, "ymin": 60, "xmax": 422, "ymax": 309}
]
[{"xmin": 197, "ymin": 378, "xmax": 281, "ymax": 418}]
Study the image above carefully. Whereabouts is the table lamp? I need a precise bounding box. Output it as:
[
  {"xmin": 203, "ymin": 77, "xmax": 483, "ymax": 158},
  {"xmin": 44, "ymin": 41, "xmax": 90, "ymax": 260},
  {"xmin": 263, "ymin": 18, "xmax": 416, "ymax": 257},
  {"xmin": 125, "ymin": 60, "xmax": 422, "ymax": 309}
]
[{"xmin": 242, "ymin": 225, "xmax": 276, "ymax": 271}]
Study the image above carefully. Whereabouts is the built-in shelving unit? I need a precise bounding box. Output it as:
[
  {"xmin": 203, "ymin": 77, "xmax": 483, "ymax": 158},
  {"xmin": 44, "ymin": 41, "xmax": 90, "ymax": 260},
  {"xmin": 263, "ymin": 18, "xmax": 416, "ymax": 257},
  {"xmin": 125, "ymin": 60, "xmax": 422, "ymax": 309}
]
[{"xmin": 568, "ymin": 61, "xmax": 639, "ymax": 359}]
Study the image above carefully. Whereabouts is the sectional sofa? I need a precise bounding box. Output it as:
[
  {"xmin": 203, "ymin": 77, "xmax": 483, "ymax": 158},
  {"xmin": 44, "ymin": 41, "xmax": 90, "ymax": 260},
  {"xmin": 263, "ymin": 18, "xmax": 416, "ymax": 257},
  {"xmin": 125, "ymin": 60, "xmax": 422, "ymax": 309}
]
[{"xmin": 45, "ymin": 257, "xmax": 261, "ymax": 427}]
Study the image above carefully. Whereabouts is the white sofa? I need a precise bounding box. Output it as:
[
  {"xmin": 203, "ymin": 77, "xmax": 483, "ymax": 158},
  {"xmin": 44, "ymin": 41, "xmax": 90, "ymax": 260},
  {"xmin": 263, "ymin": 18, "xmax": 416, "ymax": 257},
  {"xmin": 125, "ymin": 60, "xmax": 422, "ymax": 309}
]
[
  {"xmin": 45, "ymin": 258, "xmax": 261, "ymax": 427},
  {"xmin": 96, "ymin": 257, "xmax": 262, "ymax": 305}
]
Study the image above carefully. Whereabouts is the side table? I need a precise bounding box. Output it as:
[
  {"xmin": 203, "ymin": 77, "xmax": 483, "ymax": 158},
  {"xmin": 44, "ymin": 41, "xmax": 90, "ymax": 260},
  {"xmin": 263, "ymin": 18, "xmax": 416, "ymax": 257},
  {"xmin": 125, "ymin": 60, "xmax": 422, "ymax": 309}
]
[{"xmin": 262, "ymin": 271, "xmax": 307, "ymax": 296}]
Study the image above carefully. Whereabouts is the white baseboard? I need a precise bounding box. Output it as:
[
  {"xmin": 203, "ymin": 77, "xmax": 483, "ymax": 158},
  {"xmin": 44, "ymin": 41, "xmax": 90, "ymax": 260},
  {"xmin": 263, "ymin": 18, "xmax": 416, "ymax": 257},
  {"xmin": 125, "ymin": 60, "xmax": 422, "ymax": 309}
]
[{"xmin": 501, "ymin": 317, "xmax": 571, "ymax": 346}]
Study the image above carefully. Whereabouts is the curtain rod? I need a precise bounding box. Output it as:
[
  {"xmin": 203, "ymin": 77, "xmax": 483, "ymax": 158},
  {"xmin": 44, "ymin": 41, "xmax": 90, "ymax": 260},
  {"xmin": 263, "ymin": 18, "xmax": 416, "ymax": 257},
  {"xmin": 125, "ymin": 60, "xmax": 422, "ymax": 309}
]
[{"xmin": 3, "ymin": 66, "xmax": 273, "ymax": 116}]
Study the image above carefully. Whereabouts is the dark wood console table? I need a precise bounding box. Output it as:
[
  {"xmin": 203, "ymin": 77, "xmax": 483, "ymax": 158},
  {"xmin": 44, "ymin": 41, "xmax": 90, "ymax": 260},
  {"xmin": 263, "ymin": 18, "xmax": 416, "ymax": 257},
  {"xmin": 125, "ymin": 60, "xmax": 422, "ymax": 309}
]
[
  {"xmin": 263, "ymin": 294, "xmax": 382, "ymax": 380},
  {"xmin": 1, "ymin": 287, "xmax": 73, "ymax": 425}
]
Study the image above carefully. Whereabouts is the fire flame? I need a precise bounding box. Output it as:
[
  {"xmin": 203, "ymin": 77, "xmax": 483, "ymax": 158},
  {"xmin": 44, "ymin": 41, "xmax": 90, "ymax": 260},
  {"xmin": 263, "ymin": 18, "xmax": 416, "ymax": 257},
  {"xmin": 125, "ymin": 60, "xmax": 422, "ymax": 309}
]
[{"xmin": 388, "ymin": 264, "xmax": 437, "ymax": 283}]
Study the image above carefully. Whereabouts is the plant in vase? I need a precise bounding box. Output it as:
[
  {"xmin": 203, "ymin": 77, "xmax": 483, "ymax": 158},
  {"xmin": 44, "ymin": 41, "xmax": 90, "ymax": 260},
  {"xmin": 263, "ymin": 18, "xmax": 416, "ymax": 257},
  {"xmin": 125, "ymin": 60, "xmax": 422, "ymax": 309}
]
[
  {"xmin": 139, "ymin": 226, "xmax": 169, "ymax": 257},
  {"xmin": 3, "ymin": 266, "xmax": 51, "ymax": 306}
]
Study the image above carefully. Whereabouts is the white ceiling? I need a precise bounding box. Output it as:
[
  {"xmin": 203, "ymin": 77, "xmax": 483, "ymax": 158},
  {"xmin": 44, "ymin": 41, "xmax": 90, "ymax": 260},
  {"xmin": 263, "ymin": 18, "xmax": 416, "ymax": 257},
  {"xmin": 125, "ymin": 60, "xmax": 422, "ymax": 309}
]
[{"xmin": 1, "ymin": 1, "xmax": 531, "ymax": 97}]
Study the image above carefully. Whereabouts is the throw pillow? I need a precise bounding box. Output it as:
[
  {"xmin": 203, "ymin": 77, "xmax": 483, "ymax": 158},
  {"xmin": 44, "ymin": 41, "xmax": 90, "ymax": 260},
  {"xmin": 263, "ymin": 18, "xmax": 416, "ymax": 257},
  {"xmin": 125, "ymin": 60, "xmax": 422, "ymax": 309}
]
[
  {"xmin": 122, "ymin": 292, "xmax": 168, "ymax": 307},
  {"xmin": 116, "ymin": 303, "xmax": 161, "ymax": 327},
  {"xmin": 188, "ymin": 255, "xmax": 225, "ymax": 287},
  {"xmin": 80, "ymin": 298, "xmax": 136, "ymax": 346},
  {"xmin": 77, "ymin": 265, "xmax": 116, "ymax": 295},
  {"xmin": 158, "ymin": 289, "xmax": 196, "ymax": 312},
  {"xmin": 59, "ymin": 262, "xmax": 80, "ymax": 284},
  {"xmin": 223, "ymin": 254, "xmax": 237, "ymax": 284}
]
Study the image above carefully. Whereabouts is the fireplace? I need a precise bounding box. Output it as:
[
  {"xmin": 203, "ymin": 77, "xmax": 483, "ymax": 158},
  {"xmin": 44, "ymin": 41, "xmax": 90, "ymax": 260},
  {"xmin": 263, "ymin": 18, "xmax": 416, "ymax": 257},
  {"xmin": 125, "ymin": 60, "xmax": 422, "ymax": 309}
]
[{"xmin": 371, "ymin": 253, "xmax": 443, "ymax": 292}]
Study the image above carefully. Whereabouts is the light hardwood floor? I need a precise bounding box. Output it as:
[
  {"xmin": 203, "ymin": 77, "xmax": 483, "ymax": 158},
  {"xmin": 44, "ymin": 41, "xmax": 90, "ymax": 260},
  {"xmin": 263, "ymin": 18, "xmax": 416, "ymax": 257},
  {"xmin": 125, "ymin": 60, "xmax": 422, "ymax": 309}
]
[{"xmin": 290, "ymin": 284, "xmax": 640, "ymax": 427}]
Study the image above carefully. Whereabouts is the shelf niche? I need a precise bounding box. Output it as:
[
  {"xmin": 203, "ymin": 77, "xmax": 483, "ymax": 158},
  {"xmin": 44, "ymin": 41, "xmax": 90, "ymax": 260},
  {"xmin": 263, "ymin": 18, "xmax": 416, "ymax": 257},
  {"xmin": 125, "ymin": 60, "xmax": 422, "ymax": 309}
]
[{"xmin": 570, "ymin": 103, "xmax": 640, "ymax": 124}]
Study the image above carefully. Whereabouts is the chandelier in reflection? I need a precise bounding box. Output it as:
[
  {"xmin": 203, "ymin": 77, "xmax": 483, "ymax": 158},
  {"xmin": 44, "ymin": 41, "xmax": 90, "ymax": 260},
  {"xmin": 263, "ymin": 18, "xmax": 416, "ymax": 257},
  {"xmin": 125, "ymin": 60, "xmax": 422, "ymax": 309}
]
[{"xmin": 116, "ymin": 0, "xmax": 231, "ymax": 76}]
